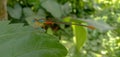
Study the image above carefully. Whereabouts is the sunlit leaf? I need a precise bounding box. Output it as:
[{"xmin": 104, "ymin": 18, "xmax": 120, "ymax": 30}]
[
  {"xmin": 63, "ymin": 17, "xmax": 85, "ymax": 23},
  {"xmin": 0, "ymin": 21, "xmax": 68, "ymax": 57},
  {"xmin": 72, "ymin": 25, "xmax": 87, "ymax": 50},
  {"xmin": 40, "ymin": 0, "xmax": 63, "ymax": 19},
  {"xmin": 47, "ymin": 28, "xmax": 53, "ymax": 35},
  {"xmin": 63, "ymin": 17, "xmax": 71, "ymax": 22},
  {"xmin": 7, "ymin": 3, "xmax": 22, "ymax": 19}
]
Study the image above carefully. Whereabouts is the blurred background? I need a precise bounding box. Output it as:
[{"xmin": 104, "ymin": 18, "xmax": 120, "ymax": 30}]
[{"xmin": 2, "ymin": 0, "xmax": 120, "ymax": 57}]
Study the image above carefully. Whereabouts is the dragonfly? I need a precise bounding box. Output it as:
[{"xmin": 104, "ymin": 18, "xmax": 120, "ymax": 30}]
[{"xmin": 32, "ymin": 18, "xmax": 96, "ymax": 31}]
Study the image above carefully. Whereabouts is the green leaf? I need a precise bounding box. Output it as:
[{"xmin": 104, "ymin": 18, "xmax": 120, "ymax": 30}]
[
  {"xmin": 47, "ymin": 28, "xmax": 54, "ymax": 35},
  {"xmin": 7, "ymin": 3, "xmax": 22, "ymax": 19},
  {"xmin": 62, "ymin": 2, "xmax": 72, "ymax": 16},
  {"xmin": 72, "ymin": 25, "xmax": 87, "ymax": 50},
  {"xmin": 23, "ymin": 8, "xmax": 46, "ymax": 18},
  {"xmin": 40, "ymin": 0, "xmax": 63, "ymax": 19},
  {"xmin": 0, "ymin": 21, "xmax": 67, "ymax": 57},
  {"xmin": 63, "ymin": 17, "xmax": 85, "ymax": 23},
  {"xmin": 63, "ymin": 17, "xmax": 72, "ymax": 22},
  {"xmin": 23, "ymin": 7, "xmax": 35, "ymax": 17},
  {"xmin": 27, "ymin": 0, "xmax": 40, "ymax": 10},
  {"xmin": 37, "ymin": 9, "xmax": 46, "ymax": 17}
]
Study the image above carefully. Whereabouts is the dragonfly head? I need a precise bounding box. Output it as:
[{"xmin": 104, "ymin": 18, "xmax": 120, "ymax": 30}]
[
  {"xmin": 38, "ymin": 19, "xmax": 45, "ymax": 23},
  {"xmin": 33, "ymin": 18, "xmax": 45, "ymax": 23}
]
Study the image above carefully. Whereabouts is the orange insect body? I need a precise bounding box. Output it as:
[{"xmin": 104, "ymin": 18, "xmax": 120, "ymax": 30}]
[
  {"xmin": 44, "ymin": 21, "xmax": 54, "ymax": 25},
  {"xmin": 33, "ymin": 18, "xmax": 96, "ymax": 30},
  {"xmin": 87, "ymin": 25, "xmax": 96, "ymax": 30}
]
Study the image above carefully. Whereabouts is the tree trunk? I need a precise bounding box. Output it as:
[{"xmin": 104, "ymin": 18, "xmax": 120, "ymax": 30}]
[{"xmin": 0, "ymin": 0, "xmax": 7, "ymax": 20}]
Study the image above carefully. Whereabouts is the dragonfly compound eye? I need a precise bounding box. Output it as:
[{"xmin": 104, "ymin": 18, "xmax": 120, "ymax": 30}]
[{"xmin": 38, "ymin": 19, "xmax": 45, "ymax": 23}]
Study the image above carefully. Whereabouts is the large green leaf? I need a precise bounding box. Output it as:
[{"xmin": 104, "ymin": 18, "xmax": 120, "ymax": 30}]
[
  {"xmin": 0, "ymin": 21, "xmax": 67, "ymax": 57},
  {"xmin": 7, "ymin": 3, "xmax": 22, "ymax": 19},
  {"xmin": 72, "ymin": 25, "xmax": 87, "ymax": 50},
  {"xmin": 40, "ymin": 0, "xmax": 63, "ymax": 19}
]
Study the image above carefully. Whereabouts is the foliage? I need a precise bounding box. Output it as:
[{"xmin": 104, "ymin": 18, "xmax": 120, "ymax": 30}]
[
  {"xmin": 0, "ymin": 21, "xmax": 67, "ymax": 57},
  {"xmin": 7, "ymin": 3, "xmax": 22, "ymax": 19},
  {"xmin": 2, "ymin": 0, "xmax": 119, "ymax": 57},
  {"xmin": 72, "ymin": 25, "xmax": 87, "ymax": 51}
]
